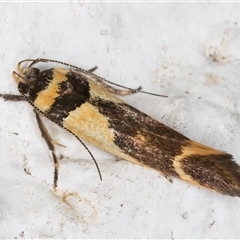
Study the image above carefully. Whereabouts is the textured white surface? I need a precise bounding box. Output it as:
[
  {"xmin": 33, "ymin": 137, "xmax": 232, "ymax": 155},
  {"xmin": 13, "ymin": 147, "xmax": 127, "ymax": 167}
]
[{"xmin": 1, "ymin": 2, "xmax": 240, "ymax": 239}]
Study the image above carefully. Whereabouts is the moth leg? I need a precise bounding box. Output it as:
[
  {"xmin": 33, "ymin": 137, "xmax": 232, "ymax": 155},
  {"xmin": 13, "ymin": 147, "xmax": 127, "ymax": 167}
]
[
  {"xmin": 0, "ymin": 93, "xmax": 25, "ymax": 101},
  {"xmin": 88, "ymin": 66, "xmax": 98, "ymax": 72},
  {"xmin": 92, "ymin": 78, "xmax": 141, "ymax": 95},
  {"xmin": 87, "ymin": 68, "xmax": 141, "ymax": 95},
  {"xmin": 103, "ymin": 84, "xmax": 142, "ymax": 95},
  {"xmin": 78, "ymin": 65, "xmax": 140, "ymax": 94},
  {"xmin": 1, "ymin": 93, "xmax": 60, "ymax": 188},
  {"xmin": 73, "ymin": 66, "xmax": 142, "ymax": 95},
  {"xmin": 165, "ymin": 175, "xmax": 173, "ymax": 183},
  {"xmin": 161, "ymin": 172, "xmax": 173, "ymax": 183},
  {"xmin": 34, "ymin": 109, "xmax": 59, "ymax": 189}
]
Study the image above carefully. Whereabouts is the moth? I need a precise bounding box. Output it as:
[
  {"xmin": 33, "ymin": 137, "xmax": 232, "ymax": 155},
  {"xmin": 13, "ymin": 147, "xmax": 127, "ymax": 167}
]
[{"xmin": 2, "ymin": 58, "xmax": 240, "ymax": 197}]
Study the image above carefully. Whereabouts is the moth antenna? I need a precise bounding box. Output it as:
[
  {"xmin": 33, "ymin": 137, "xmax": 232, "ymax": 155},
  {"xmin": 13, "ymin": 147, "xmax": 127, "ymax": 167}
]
[
  {"xmin": 26, "ymin": 58, "xmax": 168, "ymax": 98},
  {"xmin": 74, "ymin": 135, "xmax": 102, "ymax": 181}
]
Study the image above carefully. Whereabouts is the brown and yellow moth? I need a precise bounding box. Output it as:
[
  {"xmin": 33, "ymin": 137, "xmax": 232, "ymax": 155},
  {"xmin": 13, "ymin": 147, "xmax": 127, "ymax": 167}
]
[{"xmin": 2, "ymin": 58, "xmax": 240, "ymax": 197}]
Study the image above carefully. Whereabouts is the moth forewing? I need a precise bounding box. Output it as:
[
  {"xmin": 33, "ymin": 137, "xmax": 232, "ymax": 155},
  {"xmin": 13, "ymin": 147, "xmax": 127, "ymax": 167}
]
[{"xmin": 6, "ymin": 58, "xmax": 240, "ymax": 197}]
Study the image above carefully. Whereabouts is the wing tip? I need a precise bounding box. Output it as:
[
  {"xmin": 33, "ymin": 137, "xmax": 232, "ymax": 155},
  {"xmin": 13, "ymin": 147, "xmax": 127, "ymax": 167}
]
[{"xmin": 179, "ymin": 153, "xmax": 240, "ymax": 197}]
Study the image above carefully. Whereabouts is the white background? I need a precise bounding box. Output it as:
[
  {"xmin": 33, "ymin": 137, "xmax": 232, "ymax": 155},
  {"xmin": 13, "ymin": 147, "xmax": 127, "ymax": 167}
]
[{"xmin": 1, "ymin": 2, "xmax": 240, "ymax": 239}]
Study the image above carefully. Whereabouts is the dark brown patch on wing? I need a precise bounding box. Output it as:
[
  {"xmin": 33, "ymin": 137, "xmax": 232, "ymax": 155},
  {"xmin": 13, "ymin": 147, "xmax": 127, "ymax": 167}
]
[
  {"xmin": 90, "ymin": 97, "xmax": 190, "ymax": 178},
  {"xmin": 182, "ymin": 154, "xmax": 240, "ymax": 196},
  {"xmin": 46, "ymin": 70, "xmax": 91, "ymax": 124},
  {"xmin": 29, "ymin": 69, "xmax": 54, "ymax": 101}
]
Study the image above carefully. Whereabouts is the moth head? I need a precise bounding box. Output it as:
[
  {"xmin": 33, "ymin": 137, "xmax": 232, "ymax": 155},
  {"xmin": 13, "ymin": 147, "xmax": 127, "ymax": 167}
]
[
  {"xmin": 21, "ymin": 67, "xmax": 40, "ymax": 85},
  {"xmin": 13, "ymin": 59, "xmax": 40, "ymax": 85}
]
